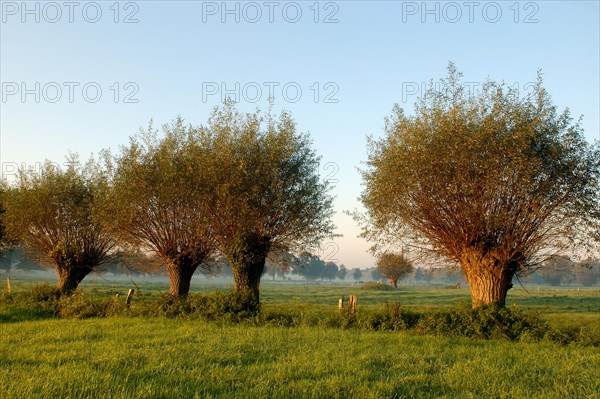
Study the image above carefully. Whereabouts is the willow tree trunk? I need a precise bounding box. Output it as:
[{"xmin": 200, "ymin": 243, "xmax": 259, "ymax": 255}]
[
  {"xmin": 388, "ymin": 278, "xmax": 398, "ymax": 289},
  {"xmin": 225, "ymin": 232, "xmax": 270, "ymax": 307},
  {"xmin": 56, "ymin": 266, "xmax": 92, "ymax": 295},
  {"xmin": 230, "ymin": 259, "xmax": 265, "ymax": 302},
  {"xmin": 461, "ymin": 254, "xmax": 516, "ymax": 308},
  {"xmin": 167, "ymin": 262, "xmax": 198, "ymax": 297}
]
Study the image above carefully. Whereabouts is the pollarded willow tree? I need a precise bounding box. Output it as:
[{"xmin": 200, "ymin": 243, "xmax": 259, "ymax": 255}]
[
  {"xmin": 202, "ymin": 102, "xmax": 336, "ymax": 304},
  {"xmin": 2, "ymin": 158, "xmax": 116, "ymax": 294},
  {"xmin": 102, "ymin": 118, "xmax": 219, "ymax": 296},
  {"xmin": 360, "ymin": 65, "xmax": 600, "ymax": 307},
  {"xmin": 376, "ymin": 251, "xmax": 414, "ymax": 289}
]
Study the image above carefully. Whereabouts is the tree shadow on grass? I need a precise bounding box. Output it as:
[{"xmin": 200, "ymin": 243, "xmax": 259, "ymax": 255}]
[{"xmin": 0, "ymin": 305, "xmax": 56, "ymax": 323}]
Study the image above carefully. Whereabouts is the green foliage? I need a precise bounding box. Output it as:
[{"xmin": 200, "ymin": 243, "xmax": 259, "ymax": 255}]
[
  {"xmin": 360, "ymin": 281, "xmax": 395, "ymax": 291},
  {"xmin": 104, "ymin": 102, "xmax": 336, "ymax": 299},
  {"xmin": 3, "ymin": 285, "xmax": 259, "ymax": 321},
  {"xmin": 359, "ymin": 64, "xmax": 600, "ymax": 306},
  {"xmin": 338, "ymin": 305, "xmax": 421, "ymax": 331},
  {"xmin": 204, "ymin": 102, "xmax": 337, "ymax": 299},
  {"xmin": 3, "ymin": 284, "xmax": 125, "ymax": 318},
  {"xmin": 362, "ymin": 65, "xmax": 600, "ymax": 258},
  {"xmin": 152, "ymin": 291, "xmax": 259, "ymax": 320},
  {"xmin": 28, "ymin": 283, "xmax": 61, "ymax": 303},
  {"xmin": 225, "ymin": 231, "xmax": 271, "ymax": 269},
  {"xmin": 2, "ymin": 158, "xmax": 115, "ymax": 293},
  {"xmin": 205, "ymin": 101, "xmax": 336, "ymax": 257},
  {"xmin": 414, "ymin": 304, "xmax": 550, "ymax": 341},
  {"xmin": 376, "ymin": 251, "xmax": 414, "ymax": 286},
  {"xmin": 56, "ymin": 293, "xmax": 125, "ymax": 319},
  {"xmin": 48, "ymin": 240, "xmax": 83, "ymax": 272},
  {"xmin": 104, "ymin": 117, "xmax": 218, "ymax": 282}
]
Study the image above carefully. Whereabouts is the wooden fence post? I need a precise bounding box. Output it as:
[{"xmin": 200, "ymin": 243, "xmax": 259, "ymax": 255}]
[
  {"xmin": 126, "ymin": 289, "xmax": 135, "ymax": 307},
  {"xmin": 6, "ymin": 277, "xmax": 11, "ymax": 296},
  {"xmin": 338, "ymin": 298, "xmax": 344, "ymax": 313},
  {"xmin": 348, "ymin": 294, "xmax": 357, "ymax": 314}
]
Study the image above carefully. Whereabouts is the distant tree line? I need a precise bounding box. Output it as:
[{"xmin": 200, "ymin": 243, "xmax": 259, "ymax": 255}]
[{"xmin": 2, "ymin": 244, "xmax": 597, "ymax": 288}]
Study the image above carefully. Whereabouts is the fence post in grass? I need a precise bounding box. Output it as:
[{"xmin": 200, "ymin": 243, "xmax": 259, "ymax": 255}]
[
  {"xmin": 338, "ymin": 297, "xmax": 344, "ymax": 313},
  {"xmin": 348, "ymin": 295, "xmax": 357, "ymax": 314},
  {"xmin": 126, "ymin": 289, "xmax": 135, "ymax": 307},
  {"xmin": 6, "ymin": 277, "xmax": 11, "ymax": 296}
]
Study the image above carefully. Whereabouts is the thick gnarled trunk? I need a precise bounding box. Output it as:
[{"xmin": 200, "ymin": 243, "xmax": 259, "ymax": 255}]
[
  {"xmin": 167, "ymin": 262, "xmax": 198, "ymax": 297},
  {"xmin": 230, "ymin": 259, "xmax": 265, "ymax": 302},
  {"xmin": 226, "ymin": 232, "xmax": 270, "ymax": 306},
  {"xmin": 388, "ymin": 278, "xmax": 398, "ymax": 289},
  {"xmin": 56, "ymin": 266, "xmax": 92, "ymax": 295},
  {"xmin": 461, "ymin": 254, "xmax": 516, "ymax": 308},
  {"xmin": 465, "ymin": 269, "xmax": 514, "ymax": 307}
]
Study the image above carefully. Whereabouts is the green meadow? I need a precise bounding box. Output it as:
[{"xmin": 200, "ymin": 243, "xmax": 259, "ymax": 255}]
[{"xmin": 1, "ymin": 278, "xmax": 599, "ymax": 398}]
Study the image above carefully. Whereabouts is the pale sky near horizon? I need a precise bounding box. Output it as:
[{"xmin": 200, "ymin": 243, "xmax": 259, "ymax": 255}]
[{"xmin": 1, "ymin": 1, "xmax": 599, "ymax": 269}]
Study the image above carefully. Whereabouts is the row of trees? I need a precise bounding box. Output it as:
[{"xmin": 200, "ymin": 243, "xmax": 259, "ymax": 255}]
[
  {"xmin": 5, "ymin": 245, "xmax": 597, "ymax": 289},
  {"xmin": 1, "ymin": 64, "xmax": 598, "ymax": 308},
  {"xmin": 209, "ymin": 255, "xmax": 600, "ymax": 287},
  {"xmin": 0, "ymin": 102, "xmax": 336, "ymax": 307},
  {"xmin": 7, "ymin": 245, "xmax": 596, "ymax": 287},
  {"xmin": 535, "ymin": 257, "xmax": 600, "ymax": 287}
]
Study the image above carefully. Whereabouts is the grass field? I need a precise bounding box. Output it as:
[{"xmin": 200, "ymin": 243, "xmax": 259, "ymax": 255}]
[{"xmin": 1, "ymin": 276, "xmax": 599, "ymax": 398}]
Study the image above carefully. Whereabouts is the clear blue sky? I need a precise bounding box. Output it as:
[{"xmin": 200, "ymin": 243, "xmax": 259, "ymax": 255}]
[{"xmin": 1, "ymin": 1, "xmax": 599, "ymax": 269}]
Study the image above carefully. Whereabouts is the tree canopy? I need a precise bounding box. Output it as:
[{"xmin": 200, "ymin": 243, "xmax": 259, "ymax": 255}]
[
  {"xmin": 201, "ymin": 102, "xmax": 337, "ymax": 303},
  {"xmin": 2, "ymin": 158, "xmax": 116, "ymax": 294},
  {"xmin": 376, "ymin": 251, "xmax": 414, "ymax": 288},
  {"xmin": 360, "ymin": 64, "xmax": 600, "ymax": 307},
  {"xmin": 102, "ymin": 117, "xmax": 219, "ymax": 296}
]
